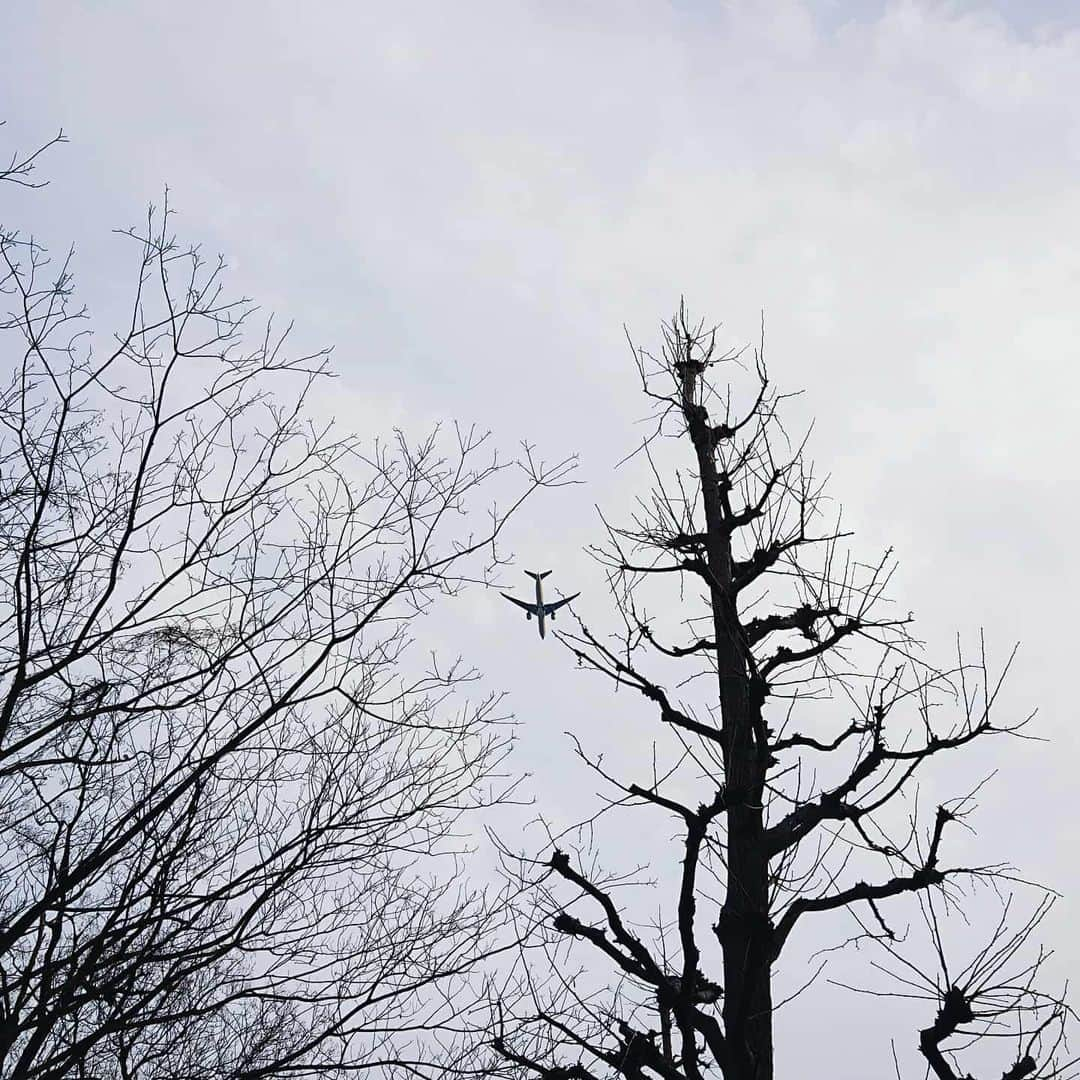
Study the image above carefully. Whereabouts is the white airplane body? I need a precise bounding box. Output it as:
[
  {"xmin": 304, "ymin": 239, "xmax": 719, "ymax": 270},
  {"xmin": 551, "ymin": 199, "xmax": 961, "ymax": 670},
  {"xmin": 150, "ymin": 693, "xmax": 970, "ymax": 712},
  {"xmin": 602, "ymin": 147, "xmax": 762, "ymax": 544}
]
[{"xmin": 501, "ymin": 570, "xmax": 579, "ymax": 639}]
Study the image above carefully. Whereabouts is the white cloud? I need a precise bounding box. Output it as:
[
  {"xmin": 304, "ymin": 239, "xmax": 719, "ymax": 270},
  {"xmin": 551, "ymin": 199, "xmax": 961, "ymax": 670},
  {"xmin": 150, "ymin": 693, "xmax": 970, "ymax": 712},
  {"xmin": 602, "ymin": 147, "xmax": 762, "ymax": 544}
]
[{"xmin": 3, "ymin": 2, "xmax": 1077, "ymax": 1073}]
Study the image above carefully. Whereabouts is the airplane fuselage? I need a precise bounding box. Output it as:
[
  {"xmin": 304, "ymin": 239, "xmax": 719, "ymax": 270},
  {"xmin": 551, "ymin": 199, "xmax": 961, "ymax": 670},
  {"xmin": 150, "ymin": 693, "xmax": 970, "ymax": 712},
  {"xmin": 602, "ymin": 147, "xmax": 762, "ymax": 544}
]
[{"xmin": 534, "ymin": 576, "xmax": 546, "ymax": 638}]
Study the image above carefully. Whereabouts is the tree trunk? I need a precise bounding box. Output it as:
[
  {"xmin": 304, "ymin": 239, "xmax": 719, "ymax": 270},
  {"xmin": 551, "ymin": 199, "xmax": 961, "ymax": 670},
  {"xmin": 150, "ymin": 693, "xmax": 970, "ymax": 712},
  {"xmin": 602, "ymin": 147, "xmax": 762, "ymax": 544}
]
[{"xmin": 679, "ymin": 354, "xmax": 773, "ymax": 1080}]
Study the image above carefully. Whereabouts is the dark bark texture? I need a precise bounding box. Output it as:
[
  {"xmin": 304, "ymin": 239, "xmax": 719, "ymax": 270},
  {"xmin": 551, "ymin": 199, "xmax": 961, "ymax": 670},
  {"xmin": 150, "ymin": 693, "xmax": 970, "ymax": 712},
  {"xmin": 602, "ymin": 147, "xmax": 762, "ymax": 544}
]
[{"xmin": 490, "ymin": 309, "xmax": 1072, "ymax": 1080}]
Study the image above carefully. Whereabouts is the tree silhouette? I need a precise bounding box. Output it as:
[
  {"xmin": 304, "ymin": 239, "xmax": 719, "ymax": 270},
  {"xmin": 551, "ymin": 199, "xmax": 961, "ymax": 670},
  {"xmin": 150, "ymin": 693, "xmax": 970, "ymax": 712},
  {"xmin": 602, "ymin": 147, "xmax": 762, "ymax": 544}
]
[
  {"xmin": 489, "ymin": 310, "xmax": 1073, "ymax": 1080},
  {"xmin": 0, "ymin": 134, "xmax": 571, "ymax": 1080}
]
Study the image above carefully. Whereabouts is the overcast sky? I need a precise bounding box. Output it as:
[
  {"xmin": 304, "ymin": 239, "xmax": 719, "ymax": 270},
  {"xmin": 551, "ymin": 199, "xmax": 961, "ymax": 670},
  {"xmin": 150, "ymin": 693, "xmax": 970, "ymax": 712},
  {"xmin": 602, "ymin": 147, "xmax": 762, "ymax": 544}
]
[{"xmin": 3, "ymin": 2, "xmax": 1078, "ymax": 1075}]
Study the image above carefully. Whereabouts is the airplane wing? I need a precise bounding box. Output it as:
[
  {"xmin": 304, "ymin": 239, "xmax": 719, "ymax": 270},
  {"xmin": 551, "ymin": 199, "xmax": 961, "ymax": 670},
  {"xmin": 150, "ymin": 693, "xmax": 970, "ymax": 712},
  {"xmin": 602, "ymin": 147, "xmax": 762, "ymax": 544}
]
[
  {"xmin": 543, "ymin": 592, "xmax": 579, "ymax": 615},
  {"xmin": 501, "ymin": 593, "xmax": 535, "ymax": 613}
]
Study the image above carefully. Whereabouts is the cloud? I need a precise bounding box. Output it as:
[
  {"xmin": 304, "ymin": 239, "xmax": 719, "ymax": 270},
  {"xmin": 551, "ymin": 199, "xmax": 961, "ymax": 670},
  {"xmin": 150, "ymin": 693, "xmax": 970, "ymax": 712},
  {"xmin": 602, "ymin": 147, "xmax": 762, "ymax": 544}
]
[{"xmin": 3, "ymin": 3, "xmax": 1077, "ymax": 1073}]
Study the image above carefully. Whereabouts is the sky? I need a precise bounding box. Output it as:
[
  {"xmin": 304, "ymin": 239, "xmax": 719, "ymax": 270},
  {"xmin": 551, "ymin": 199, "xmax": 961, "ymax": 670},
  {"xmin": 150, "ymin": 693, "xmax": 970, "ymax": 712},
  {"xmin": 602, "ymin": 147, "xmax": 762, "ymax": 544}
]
[{"xmin": 2, "ymin": 2, "xmax": 1078, "ymax": 1075}]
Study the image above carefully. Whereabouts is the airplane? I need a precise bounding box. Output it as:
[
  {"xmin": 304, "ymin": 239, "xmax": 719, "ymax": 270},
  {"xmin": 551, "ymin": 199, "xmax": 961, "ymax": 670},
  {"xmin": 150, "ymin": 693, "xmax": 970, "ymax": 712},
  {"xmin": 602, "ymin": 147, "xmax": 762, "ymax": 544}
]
[{"xmin": 501, "ymin": 570, "xmax": 579, "ymax": 639}]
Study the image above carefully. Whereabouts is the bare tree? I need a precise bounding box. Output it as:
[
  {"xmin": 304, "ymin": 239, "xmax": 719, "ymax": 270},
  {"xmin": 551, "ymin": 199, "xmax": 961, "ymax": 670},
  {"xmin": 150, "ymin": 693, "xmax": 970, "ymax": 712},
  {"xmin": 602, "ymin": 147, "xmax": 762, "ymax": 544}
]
[
  {"xmin": 488, "ymin": 309, "xmax": 1073, "ymax": 1080},
  {"xmin": 0, "ymin": 135, "xmax": 572, "ymax": 1079}
]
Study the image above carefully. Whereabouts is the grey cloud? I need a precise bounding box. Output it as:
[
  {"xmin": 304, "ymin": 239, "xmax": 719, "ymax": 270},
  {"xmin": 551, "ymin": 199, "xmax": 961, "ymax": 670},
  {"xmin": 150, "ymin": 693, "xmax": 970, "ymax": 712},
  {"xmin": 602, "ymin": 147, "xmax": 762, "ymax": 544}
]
[{"xmin": 2, "ymin": 3, "xmax": 1077, "ymax": 1075}]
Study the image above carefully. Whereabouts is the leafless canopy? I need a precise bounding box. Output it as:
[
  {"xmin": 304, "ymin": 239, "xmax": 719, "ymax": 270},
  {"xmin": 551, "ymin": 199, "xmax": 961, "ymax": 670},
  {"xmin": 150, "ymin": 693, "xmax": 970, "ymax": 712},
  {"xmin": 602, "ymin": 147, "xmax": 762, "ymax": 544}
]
[
  {"xmin": 0, "ymin": 137, "xmax": 573, "ymax": 1079},
  {"xmin": 487, "ymin": 308, "xmax": 1072, "ymax": 1080}
]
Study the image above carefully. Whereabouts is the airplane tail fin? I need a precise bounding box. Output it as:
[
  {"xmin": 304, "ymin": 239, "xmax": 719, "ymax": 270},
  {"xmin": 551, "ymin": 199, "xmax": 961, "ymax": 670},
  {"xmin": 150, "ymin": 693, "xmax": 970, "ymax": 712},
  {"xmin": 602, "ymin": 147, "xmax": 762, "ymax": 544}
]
[{"xmin": 526, "ymin": 569, "xmax": 552, "ymax": 581}]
